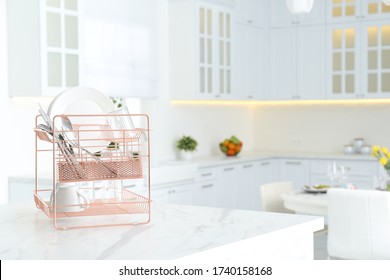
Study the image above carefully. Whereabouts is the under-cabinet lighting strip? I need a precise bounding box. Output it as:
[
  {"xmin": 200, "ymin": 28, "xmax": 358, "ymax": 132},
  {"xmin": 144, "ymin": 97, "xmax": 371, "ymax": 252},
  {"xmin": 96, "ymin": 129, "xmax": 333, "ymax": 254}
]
[{"xmin": 171, "ymin": 99, "xmax": 390, "ymax": 106}]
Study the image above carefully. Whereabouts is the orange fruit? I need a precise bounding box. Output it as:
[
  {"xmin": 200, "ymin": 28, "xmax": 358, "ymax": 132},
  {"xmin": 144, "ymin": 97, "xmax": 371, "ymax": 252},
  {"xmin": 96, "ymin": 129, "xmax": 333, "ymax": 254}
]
[
  {"xmin": 223, "ymin": 140, "xmax": 230, "ymax": 147},
  {"xmin": 227, "ymin": 149, "xmax": 235, "ymax": 156},
  {"xmin": 235, "ymin": 145, "xmax": 241, "ymax": 152},
  {"xmin": 228, "ymin": 143, "xmax": 236, "ymax": 150}
]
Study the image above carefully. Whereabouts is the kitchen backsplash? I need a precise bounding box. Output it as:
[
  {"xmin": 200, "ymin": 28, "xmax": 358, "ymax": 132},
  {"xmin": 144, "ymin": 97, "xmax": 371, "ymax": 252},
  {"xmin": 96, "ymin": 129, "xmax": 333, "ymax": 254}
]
[{"xmin": 253, "ymin": 102, "xmax": 390, "ymax": 153}]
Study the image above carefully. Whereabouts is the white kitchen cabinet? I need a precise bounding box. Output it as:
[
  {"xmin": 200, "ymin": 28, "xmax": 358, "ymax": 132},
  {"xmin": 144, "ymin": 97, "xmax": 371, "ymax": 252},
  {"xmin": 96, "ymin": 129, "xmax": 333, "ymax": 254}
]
[
  {"xmin": 327, "ymin": 23, "xmax": 361, "ymax": 99},
  {"xmin": 151, "ymin": 183, "xmax": 194, "ymax": 205},
  {"xmin": 269, "ymin": 25, "xmax": 325, "ymax": 100},
  {"xmin": 235, "ymin": 162, "xmax": 257, "ymax": 210},
  {"xmin": 193, "ymin": 167, "xmax": 217, "ymax": 207},
  {"xmin": 193, "ymin": 181, "xmax": 217, "ymax": 207},
  {"xmin": 232, "ymin": 24, "xmax": 265, "ymax": 100},
  {"xmin": 7, "ymin": 0, "xmax": 80, "ymax": 96},
  {"xmin": 234, "ymin": 0, "xmax": 266, "ymax": 27},
  {"xmin": 81, "ymin": 0, "xmax": 159, "ymax": 98},
  {"xmin": 361, "ymin": 20, "xmax": 390, "ymax": 98},
  {"xmin": 309, "ymin": 159, "xmax": 378, "ymax": 190},
  {"xmin": 169, "ymin": 0, "xmax": 234, "ymax": 100},
  {"xmin": 269, "ymin": 0, "xmax": 325, "ymax": 28},
  {"xmin": 255, "ymin": 159, "xmax": 280, "ymax": 210},
  {"xmin": 257, "ymin": 159, "xmax": 280, "ymax": 185},
  {"xmin": 327, "ymin": 0, "xmax": 390, "ymax": 23},
  {"xmin": 215, "ymin": 164, "xmax": 238, "ymax": 208},
  {"xmin": 327, "ymin": 21, "xmax": 390, "ymax": 99},
  {"xmin": 279, "ymin": 159, "xmax": 310, "ymax": 191}
]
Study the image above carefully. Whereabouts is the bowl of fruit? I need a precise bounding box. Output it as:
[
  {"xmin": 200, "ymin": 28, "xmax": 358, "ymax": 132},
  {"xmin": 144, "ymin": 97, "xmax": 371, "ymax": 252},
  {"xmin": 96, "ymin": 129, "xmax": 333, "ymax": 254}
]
[{"xmin": 219, "ymin": 136, "xmax": 243, "ymax": 157}]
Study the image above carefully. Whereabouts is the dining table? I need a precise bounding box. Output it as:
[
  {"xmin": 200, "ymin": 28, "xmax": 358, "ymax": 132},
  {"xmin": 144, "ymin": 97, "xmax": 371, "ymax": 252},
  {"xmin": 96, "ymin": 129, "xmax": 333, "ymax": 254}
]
[{"xmin": 281, "ymin": 191, "xmax": 328, "ymax": 216}]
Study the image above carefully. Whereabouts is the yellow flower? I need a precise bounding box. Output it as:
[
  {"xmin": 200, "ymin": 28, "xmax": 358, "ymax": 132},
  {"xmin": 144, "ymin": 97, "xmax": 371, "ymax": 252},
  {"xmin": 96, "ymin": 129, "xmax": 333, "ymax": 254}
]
[
  {"xmin": 382, "ymin": 147, "xmax": 388, "ymax": 154},
  {"xmin": 380, "ymin": 157, "xmax": 388, "ymax": 166},
  {"xmin": 387, "ymin": 152, "xmax": 390, "ymax": 158},
  {"xmin": 372, "ymin": 145, "xmax": 380, "ymax": 153}
]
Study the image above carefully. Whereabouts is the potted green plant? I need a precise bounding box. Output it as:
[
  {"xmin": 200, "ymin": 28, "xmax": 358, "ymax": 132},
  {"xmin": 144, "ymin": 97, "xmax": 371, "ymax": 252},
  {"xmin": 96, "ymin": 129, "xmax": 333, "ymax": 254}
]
[{"xmin": 177, "ymin": 135, "xmax": 198, "ymax": 160}]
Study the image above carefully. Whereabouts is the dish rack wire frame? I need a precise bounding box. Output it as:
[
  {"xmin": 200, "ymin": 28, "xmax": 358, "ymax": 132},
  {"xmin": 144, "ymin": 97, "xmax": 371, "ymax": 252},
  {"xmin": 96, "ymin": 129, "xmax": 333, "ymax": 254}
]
[{"xmin": 34, "ymin": 113, "xmax": 151, "ymax": 230}]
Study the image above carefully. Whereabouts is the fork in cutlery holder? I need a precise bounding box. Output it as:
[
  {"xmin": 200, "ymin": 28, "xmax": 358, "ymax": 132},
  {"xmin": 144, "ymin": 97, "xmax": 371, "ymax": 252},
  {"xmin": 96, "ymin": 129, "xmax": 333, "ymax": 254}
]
[{"xmin": 34, "ymin": 113, "xmax": 151, "ymax": 230}]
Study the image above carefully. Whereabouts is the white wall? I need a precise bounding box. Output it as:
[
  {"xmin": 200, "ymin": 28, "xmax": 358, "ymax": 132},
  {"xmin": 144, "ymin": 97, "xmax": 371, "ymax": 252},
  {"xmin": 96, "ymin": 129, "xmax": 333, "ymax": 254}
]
[{"xmin": 253, "ymin": 102, "xmax": 390, "ymax": 153}]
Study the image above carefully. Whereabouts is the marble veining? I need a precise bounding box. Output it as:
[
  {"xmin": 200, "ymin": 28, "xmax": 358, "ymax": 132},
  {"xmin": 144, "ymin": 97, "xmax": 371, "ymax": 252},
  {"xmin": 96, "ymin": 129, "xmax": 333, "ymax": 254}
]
[{"xmin": 0, "ymin": 202, "xmax": 323, "ymax": 260}]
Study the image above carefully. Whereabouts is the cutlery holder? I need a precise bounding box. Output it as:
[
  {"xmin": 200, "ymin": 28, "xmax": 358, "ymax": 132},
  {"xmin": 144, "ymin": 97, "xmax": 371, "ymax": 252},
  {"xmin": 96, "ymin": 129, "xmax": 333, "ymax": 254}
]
[
  {"xmin": 34, "ymin": 113, "xmax": 151, "ymax": 230},
  {"xmin": 57, "ymin": 158, "xmax": 143, "ymax": 182}
]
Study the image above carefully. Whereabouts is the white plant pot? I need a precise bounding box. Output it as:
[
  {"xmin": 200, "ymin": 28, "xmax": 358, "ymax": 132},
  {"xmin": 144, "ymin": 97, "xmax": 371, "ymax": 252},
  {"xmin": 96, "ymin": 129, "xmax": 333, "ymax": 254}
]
[{"xmin": 179, "ymin": 150, "xmax": 194, "ymax": 161}]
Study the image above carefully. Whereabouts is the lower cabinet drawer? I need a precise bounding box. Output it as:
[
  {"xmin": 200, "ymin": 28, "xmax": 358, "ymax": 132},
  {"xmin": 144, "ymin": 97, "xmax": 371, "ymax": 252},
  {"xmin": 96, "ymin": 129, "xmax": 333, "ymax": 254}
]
[
  {"xmin": 310, "ymin": 159, "xmax": 377, "ymax": 176},
  {"xmin": 193, "ymin": 180, "xmax": 216, "ymax": 207}
]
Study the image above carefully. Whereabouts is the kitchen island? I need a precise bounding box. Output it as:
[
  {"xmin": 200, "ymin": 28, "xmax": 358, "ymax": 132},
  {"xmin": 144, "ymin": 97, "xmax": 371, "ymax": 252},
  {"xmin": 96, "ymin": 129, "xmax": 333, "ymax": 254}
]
[{"xmin": 0, "ymin": 201, "xmax": 323, "ymax": 260}]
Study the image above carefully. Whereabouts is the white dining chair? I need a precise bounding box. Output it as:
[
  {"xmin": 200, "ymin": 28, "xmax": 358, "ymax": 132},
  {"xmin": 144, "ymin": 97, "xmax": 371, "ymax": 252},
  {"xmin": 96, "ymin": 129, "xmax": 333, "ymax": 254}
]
[
  {"xmin": 259, "ymin": 181, "xmax": 294, "ymax": 213},
  {"xmin": 327, "ymin": 188, "xmax": 390, "ymax": 260}
]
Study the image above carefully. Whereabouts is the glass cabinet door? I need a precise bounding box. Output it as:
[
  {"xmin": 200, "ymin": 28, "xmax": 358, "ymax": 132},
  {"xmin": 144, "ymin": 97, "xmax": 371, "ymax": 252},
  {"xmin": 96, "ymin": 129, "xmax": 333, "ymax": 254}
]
[
  {"xmin": 362, "ymin": 21, "xmax": 390, "ymax": 97},
  {"xmin": 44, "ymin": 0, "xmax": 79, "ymax": 91},
  {"xmin": 197, "ymin": 5, "xmax": 232, "ymax": 99},
  {"xmin": 362, "ymin": 0, "xmax": 390, "ymax": 20},
  {"xmin": 328, "ymin": 25, "xmax": 360, "ymax": 98},
  {"xmin": 327, "ymin": 0, "xmax": 361, "ymax": 23},
  {"xmin": 198, "ymin": 6, "xmax": 214, "ymax": 96},
  {"xmin": 217, "ymin": 10, "xmax": 231, "ymax": 97}
]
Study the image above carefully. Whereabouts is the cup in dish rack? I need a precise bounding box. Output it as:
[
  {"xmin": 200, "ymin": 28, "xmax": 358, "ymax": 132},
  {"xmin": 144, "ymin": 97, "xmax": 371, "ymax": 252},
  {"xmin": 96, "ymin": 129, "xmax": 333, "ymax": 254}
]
[{"xmin": 50, "ymin": 182, "xmax": 89, "ymax": 212}]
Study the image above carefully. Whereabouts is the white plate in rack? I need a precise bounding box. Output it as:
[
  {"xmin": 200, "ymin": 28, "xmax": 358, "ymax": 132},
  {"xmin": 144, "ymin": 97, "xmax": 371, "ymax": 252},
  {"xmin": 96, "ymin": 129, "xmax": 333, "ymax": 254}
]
[{"xmin": 47, "ymin": 87, "xmax": 115, "ymax": 153}]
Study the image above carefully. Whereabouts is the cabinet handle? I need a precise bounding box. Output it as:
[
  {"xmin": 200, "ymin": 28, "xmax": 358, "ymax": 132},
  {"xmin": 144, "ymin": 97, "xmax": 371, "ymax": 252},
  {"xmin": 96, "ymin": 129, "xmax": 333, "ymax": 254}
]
[
  {"xmin": 248, "ymin": 95, "xmax": 253, "ymax": 99},
  {"xmin": 202, "ymin": 184, "xmax": 214, "ymax": 189},
  {"xmin": 261, "ymin": 162, "xmax": 270, "ymax": 166},
  {"xmin": 224, "ymin": 167, "xmax": 235, "ymax": 171},
  {"xmin": 215, "ymin": 95, "xmax": 221, "ymax": 98},
  {"xmin": 285, "ymin": 161, "xmax": 302, "ymax": 165},
  {"xmin": 201, "ymin": 172, "xmax": 213, "ymax": 177},
  {"xmin": 243, "ymin": 164, "xmax": 253, "ymax": 168},
  {"xmin": 247, "ymin": 20, "xmax": 253, "ymax": 24}
]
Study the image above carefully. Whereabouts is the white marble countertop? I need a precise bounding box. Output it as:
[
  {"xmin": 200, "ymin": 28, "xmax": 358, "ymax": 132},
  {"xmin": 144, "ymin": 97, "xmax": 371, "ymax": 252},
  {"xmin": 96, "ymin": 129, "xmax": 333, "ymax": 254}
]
[
  {"xmin": 192, "ymin": 150, "xmax": 375, "ymax": 168},
  {"xmin": 0, "ymin": 201, "xmax": 323, "ymax": 260}
]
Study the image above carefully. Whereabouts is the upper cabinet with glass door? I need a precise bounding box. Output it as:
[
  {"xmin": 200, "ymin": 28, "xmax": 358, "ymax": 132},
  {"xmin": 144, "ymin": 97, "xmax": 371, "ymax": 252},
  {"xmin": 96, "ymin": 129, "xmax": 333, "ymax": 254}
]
[
  {"xmin": 45, "ymin": 0, "xmax": 79, "ymax": 94},
  {"xmin": 327, "ymin": 21, "xmax": 390, "ymax": 99},
  {"xmin": 7, "ymin": 0, "xmax": 79, "ymax": 96},
  {"xmin": 169, "ymin": 0, "xmax": 234, "ymax": 100},
  {"xmin": 328, "ymin": 0, "xmax": 390, "ymax": 23},
  {"xmin": 327, "ymin": 25, "xmax": 360, "ymax": 99},
  {"xmin": 361, "ymin": 21, "xmax": 390, "ymax": 98}
]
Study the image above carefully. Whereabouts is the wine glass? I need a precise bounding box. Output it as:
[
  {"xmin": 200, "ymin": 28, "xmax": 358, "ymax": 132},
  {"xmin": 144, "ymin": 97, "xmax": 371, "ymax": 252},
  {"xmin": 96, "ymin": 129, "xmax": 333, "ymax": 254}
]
[
  {"xmin": 327, "ymin": 161, "xmax": 337, "ymax": 186},
  {"xmin": 336, "ymin": 165, "xmax": 348, "ymax": 188}
]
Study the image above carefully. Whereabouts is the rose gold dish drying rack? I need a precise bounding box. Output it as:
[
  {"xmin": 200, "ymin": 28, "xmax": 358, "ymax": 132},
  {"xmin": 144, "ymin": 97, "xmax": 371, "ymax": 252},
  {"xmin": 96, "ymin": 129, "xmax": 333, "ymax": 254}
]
[{"xmin": 34, "ymin": 113, "xmax": 151, "ymax": 230}]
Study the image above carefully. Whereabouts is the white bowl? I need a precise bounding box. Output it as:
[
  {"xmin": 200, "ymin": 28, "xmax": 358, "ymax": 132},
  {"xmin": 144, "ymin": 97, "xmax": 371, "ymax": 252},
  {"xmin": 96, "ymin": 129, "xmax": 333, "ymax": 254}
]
[
  {"xmin": 360, "ymin": 145, "xmax": 371, "ymax": 155},
  {"xmin": 343, "ymin": 145, "xmax": 354, "ymax": 154}
]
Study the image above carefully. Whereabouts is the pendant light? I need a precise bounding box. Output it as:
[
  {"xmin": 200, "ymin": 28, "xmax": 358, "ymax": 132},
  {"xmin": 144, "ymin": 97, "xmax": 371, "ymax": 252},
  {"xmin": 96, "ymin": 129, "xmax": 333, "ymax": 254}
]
[
  {"xmin": 286, "ymin": 0, "xmax": 314, "ymax": 14},
  {"xmin": 383, "ymin": 0, "xmax": 390, "ymax": 6}
]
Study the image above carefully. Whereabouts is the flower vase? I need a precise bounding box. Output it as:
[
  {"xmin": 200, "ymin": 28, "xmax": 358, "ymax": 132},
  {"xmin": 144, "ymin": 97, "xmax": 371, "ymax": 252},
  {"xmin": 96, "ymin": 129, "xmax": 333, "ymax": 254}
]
[{"xmin": 385, "ymin": 169, "xmax": 390, "ymax": 191}]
